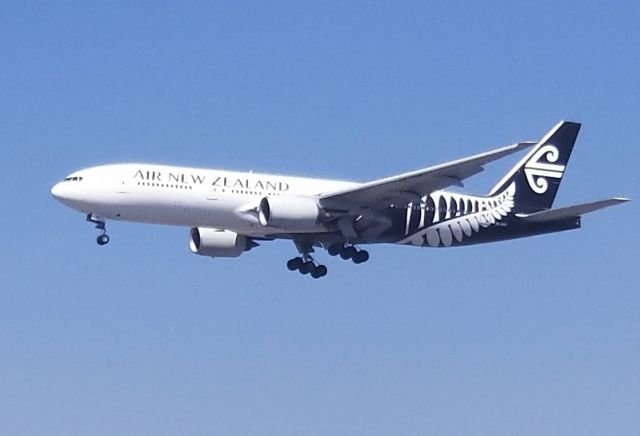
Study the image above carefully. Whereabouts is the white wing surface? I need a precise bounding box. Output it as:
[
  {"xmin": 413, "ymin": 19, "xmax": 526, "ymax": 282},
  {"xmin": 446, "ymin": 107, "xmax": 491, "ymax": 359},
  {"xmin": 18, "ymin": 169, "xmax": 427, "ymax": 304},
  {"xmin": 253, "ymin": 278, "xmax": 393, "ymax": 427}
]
[{"xmin": 319, "ymin": 141, "xmax": 535, "ymax": 209}]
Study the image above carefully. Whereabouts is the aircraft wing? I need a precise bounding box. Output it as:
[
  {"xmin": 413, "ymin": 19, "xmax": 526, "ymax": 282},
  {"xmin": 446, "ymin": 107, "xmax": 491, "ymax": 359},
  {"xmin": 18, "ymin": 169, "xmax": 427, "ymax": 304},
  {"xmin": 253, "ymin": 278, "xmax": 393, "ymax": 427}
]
[
  {"xmin": 319, "ymin": 141, "xmax": 535, "ymax": 209},
  {"xmin": 516, "ymin": 198, "xmax": 630, "ymax": 222}
]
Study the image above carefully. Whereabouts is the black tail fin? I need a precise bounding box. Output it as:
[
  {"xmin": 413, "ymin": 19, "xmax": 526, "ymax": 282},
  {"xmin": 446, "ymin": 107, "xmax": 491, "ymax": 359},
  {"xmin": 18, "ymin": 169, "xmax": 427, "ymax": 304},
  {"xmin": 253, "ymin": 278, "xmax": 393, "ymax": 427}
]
[{"xmin": 489, "ymin": 121, "xmax": 581, "ymax": 213}]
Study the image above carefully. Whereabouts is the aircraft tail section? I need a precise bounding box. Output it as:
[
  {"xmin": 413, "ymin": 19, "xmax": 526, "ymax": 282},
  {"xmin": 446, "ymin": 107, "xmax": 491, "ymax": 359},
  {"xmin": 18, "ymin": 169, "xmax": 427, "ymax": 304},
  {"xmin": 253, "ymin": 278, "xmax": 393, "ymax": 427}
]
[{"xmin": 489, "ymin": 121, "xmax": 581, "ymax": 214}]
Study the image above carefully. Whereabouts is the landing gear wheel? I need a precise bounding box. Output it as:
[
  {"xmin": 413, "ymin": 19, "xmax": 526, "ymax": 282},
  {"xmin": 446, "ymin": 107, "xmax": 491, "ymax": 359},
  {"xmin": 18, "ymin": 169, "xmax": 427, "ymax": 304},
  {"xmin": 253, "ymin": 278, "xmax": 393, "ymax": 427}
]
[
  {"xmin": 340, "ymin": 246, "xmax": 357, "ymax": 260},
  {"xmin": 299, "ymin": 262, "xmax": 313, "ymax": 275},
  {"xmin": 353, "ymin": 250, "xmax": 369, "ymax": 264},
  {"xmin": 287, "ymin": 257, "xmax": 304, "ymax": 271},
  {"xmin": 97, "ymin": 234, "xmax": 110, "ymax": 246},
  {"xmin": 328, "ymin": 244, "xmax": 342, "ymax": 256},
  {"xmin": 318, "ymin": 265, "xmax": 328, "ymax": 277},
  {"xmin": 310, "ymin": 265, "xmax": 328, "ymax": 278}
]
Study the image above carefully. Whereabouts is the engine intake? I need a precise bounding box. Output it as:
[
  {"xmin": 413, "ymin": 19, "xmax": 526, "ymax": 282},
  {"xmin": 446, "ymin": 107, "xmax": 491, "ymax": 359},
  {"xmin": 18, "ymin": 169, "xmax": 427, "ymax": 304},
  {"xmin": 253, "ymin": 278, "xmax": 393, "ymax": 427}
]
[
  {"xmin": 258, "ymin": 195, "xmax": 321, "ymax": 230},
  {"xmin": 189, "ymin": 228, "xmax": 250, "ymax": 258}
]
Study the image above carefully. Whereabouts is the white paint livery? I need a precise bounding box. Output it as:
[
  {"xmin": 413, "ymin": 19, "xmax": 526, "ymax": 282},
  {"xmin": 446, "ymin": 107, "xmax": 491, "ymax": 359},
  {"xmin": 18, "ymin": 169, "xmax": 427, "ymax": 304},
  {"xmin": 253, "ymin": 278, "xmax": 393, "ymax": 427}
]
[{"xmin": 51, "ymin": 121, "xmax": 629, "ymax": 278}]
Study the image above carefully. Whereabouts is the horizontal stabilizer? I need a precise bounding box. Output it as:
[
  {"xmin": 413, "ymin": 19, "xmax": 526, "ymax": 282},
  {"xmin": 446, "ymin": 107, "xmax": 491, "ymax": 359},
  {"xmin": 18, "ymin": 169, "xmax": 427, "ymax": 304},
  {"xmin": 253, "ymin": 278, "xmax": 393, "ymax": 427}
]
[{"xmin": 517, "ymin": 198, "xmax": 630, "ymax": 223}]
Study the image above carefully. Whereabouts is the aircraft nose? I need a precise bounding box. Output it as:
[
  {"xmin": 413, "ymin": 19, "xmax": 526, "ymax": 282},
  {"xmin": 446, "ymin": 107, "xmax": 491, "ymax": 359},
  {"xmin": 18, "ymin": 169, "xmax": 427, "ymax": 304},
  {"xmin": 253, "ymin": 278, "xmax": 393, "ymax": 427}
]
[
  {"xmin": 51, "ymin": 182, "xmax": 62, "ymax": 199},
  {"xmin": 51, "ymin": 181, "xmax": 70, "ymax": 202}
]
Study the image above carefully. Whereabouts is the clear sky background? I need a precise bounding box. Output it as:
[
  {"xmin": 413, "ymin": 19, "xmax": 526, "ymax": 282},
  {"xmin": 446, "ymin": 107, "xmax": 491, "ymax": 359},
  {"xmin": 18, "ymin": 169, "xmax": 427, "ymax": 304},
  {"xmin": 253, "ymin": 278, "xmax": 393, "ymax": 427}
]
[{"xmin": 1, "ymin": 1, "xmax": 639, "ymax": 435}]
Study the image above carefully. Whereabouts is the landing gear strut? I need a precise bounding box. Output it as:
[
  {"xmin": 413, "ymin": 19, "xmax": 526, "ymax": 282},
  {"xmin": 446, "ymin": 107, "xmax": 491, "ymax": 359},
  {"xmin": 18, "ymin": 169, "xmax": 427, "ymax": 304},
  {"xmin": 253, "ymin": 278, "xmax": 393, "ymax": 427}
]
[
  {"xmin": 87, "ymin": 214, "xmax": 110, "ymax": 246},
  {"xmin": 327, "ymin": 243, "xmax": 369, "ymax": 264},
  {"xmin": 288, "ymin": 242, "xmax": 328, "ymax": 279}
]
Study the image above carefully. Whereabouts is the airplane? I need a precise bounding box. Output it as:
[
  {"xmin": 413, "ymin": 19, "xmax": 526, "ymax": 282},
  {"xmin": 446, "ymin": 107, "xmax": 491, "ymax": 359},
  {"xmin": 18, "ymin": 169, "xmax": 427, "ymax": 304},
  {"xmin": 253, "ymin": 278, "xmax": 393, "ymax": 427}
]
[{"xmin": 51, "ymin": 121, "xmax": 629, "ymax": 278}]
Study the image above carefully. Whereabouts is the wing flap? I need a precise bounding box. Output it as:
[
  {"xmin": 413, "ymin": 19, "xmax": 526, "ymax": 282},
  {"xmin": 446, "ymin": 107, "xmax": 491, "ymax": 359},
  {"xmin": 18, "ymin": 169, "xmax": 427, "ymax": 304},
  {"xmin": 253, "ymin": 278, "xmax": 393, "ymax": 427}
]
[{"xmin": 517, "ymin": 198, "xmax": 630, "ymax": 222}]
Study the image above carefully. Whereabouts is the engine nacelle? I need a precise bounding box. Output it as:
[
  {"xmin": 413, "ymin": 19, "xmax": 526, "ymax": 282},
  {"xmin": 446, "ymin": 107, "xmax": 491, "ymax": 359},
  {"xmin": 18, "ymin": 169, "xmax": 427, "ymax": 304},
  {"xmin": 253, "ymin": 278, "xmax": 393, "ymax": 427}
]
[
  {"xmin": 258, "ymin": 195, "xmax": 321, "ymax": 230},
  {"xmin": 189, "ymin": 228, "xmax": 250, "ymax": 258}
]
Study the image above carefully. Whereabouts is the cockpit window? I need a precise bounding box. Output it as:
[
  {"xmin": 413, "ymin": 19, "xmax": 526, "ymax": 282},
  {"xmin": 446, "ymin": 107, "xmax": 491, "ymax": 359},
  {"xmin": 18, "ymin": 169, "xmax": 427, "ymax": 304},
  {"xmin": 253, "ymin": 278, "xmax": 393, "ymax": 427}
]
[{"xmin": 63, "ymin": 176, "xmax": 83, "ymax": 182}]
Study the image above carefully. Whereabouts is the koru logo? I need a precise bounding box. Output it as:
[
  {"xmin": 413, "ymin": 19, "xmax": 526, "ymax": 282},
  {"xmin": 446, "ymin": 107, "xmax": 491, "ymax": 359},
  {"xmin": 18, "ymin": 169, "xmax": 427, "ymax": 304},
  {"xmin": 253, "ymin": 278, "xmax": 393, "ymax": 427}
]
[{"xmin": 524, "ymin": 144, "xmax": 565, "ymax": 194}]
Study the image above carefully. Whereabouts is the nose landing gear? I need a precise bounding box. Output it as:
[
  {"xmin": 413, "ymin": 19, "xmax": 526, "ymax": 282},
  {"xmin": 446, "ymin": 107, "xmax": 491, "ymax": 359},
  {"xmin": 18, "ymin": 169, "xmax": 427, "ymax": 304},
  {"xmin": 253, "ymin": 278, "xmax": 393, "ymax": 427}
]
[{"xmin": 87, "ymin": 214, "xmax": 110, "ymax": 246}]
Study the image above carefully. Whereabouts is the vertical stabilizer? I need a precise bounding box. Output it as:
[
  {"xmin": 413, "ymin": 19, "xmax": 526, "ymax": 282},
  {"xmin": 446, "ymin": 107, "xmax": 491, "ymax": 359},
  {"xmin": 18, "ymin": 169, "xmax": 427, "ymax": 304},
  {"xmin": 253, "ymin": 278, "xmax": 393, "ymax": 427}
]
[{"xmin": 489, "ymin": 121, "xmax": 580, "ymax": 213}]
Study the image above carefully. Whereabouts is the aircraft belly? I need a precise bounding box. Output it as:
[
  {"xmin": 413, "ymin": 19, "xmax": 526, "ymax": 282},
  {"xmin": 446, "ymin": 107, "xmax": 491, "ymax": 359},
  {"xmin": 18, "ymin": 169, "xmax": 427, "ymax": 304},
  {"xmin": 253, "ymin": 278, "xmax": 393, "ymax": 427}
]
[{"xmin": 92, "ymin": 191, "xmax": 245, "ymax": 229}]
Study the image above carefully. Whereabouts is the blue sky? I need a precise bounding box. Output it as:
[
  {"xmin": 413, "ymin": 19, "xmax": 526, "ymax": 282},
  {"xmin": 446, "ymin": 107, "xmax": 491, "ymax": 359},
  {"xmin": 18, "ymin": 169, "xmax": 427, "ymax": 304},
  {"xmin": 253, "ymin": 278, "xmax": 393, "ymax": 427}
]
[{"xmin": 1, "ymin": 1, "xmax": 639, "ymax": 435}]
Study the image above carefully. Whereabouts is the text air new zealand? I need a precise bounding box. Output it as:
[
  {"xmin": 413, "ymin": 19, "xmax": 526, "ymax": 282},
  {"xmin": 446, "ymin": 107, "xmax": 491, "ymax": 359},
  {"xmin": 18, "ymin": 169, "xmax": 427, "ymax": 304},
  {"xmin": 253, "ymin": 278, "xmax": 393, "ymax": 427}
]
[{"xmin": 52, "ymin": 121, "xmax": 629, "ymax": 278}]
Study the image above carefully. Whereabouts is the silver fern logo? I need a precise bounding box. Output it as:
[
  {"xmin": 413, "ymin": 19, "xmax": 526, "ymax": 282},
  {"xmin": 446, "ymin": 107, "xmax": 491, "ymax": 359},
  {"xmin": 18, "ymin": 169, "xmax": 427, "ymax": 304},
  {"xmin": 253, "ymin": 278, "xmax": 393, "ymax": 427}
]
[
  {"xmin": 524, "ymin": 144, "xmax": 565, "ymax": 194},
  {"xmin": 399, "ymin": 182, "xmax": 516, "ymax": 247}
]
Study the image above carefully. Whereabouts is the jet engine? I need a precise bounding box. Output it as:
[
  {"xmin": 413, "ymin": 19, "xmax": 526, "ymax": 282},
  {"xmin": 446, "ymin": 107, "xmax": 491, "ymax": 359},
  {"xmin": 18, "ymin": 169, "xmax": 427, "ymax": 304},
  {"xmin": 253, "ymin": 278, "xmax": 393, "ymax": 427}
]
[
  {"xmin": 258, "ymin": 195, "xmax": 322, "ymax": 230},
  {"xmin": 189, "ymin": 228, "xmax": 251, "ymax": 258}
]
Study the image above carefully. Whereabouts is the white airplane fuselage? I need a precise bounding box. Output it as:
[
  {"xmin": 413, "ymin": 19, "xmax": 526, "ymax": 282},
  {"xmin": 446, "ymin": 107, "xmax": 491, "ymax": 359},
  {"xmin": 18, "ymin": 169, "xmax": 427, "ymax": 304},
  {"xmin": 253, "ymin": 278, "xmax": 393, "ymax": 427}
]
[
  {"xmin": 50, "ymin": 122, "xmax": 629, "ymax": 278},
  {"xmin": 51, "ymin": 163, "xmax": 358, "ymax": 237}
]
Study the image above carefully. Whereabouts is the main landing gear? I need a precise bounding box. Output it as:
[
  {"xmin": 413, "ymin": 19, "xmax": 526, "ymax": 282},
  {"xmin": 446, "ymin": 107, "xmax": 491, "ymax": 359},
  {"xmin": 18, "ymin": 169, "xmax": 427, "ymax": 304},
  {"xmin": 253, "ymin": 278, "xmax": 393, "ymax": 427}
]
[
  {"xmin": 87, "ymin": 213, "xmax": 110, "ymax": 246},
  {"xmin": 287, "ymin": 241, "xmax": 328, "ymax": 279},
  {"xmin": 286, "ymin": 242, "xmax": 370, "ymax": 279},
  {"xmin": 286, "ymin": 256, "xmax": 328, "ymax": 279},
  {"xmin": 327, "ymin": 243, "xmax": 369, "ymax": 264}
]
